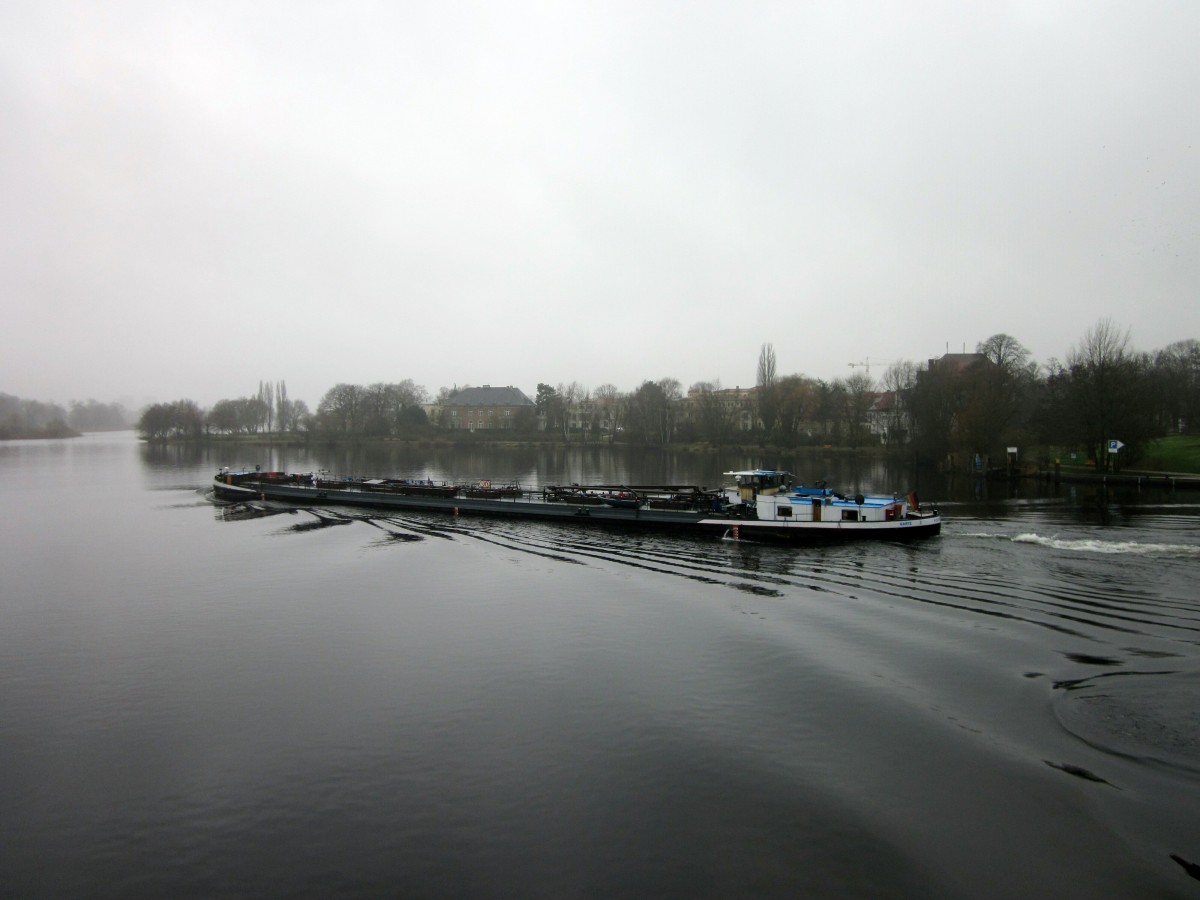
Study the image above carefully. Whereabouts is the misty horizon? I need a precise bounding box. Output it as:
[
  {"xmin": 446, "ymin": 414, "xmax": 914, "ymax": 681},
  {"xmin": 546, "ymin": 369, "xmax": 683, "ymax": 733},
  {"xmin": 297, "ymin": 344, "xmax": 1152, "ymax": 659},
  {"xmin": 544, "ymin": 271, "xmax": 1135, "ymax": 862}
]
[
  {"xmin": 2, "ymin": 3, "xmax": 1197, "ymax": 410},
  {"xmin": 4, "ymin": 321, "xmax": 1193, "ymax": 416}
]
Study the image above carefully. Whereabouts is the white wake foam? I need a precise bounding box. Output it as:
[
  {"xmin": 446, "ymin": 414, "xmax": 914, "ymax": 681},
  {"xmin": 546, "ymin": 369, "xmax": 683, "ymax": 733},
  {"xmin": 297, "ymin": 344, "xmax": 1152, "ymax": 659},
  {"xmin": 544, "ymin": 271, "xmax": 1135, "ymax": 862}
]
[{"xmin": 1011, "ymin": 533, "xmax": 1200, "ymax": 557}]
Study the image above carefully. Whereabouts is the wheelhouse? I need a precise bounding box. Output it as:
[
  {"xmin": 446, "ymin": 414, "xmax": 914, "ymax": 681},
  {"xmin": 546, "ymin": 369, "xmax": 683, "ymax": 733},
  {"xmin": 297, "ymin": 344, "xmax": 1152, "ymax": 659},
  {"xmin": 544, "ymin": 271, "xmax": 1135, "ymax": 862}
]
[{"xmin": 723, "ymin": 469, "xmax": 794, "ymax": 503}]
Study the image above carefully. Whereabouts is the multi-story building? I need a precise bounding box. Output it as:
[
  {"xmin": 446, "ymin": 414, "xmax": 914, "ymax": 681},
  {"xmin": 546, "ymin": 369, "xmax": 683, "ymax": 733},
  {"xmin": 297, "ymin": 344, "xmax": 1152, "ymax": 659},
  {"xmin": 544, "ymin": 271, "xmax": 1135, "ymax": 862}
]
[{"xmin": 437, "ymin": 385, "xmax": 535, "ymax": 431}]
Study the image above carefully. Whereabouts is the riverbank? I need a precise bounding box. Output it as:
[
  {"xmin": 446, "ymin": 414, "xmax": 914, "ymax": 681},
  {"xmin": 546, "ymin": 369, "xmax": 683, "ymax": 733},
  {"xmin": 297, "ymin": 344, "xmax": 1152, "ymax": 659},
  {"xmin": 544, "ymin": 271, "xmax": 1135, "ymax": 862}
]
[
  {"xmin": 1029, "ymin": 465, "xmax": 1200, "ymax": 490},
  {"xmin": 0, "ymin": 424, "xmax": 82, "ymax": 440},
  {"xmin": 1022, "ymin": 436, "xmax": 1200, "ymax": 488}
]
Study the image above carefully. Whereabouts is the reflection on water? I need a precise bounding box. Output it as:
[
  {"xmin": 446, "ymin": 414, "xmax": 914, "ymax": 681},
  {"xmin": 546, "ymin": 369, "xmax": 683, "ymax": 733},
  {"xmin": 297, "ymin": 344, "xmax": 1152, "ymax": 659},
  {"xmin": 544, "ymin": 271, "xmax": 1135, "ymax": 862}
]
[
  {"xmin": 159, "ymin": 434, "xmax": 1200, "ymax": 516},
  {"xmin": 1, "ymin": 433, "xmax": 1198, "ymax": 897},
  {"xmin": 163, "ymin": 437, "xmax": 940, "ymax": 496}
]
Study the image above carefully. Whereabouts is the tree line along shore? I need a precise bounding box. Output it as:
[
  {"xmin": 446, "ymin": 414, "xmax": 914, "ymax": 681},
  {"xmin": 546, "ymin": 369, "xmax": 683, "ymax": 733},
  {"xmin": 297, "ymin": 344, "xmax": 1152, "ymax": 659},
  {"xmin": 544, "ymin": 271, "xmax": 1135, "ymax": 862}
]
[
  {"xmin": 9, "ymin": 321, "xmax": 1197, "ymax": 476},
  {"xmin": 0, "ymin": 395, "xmax": 129, "ymax": 440},
  {"xmin": 138, "ymin": 324, "xmax": 1198, "ymax": 476}
]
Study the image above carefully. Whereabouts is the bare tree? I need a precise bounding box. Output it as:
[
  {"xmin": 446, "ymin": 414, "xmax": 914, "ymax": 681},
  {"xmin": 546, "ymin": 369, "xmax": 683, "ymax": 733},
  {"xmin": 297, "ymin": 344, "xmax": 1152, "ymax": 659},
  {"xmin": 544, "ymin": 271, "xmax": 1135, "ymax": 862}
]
[
  {"xmin": 776, "ymin": 375, "xmax": 816, "ymax": 443},
  {"xmin": 556, "ymin": 381, "xmax": 585, "ymax": 439},
  {"xmin": 317, "ymin": 383, "xmax": 366, "ymax": 435},
  {"xmin": 592, "ymin": 383, "xmax": 625, "ymax": 443},
  {"xmin": 1153, "ymin": 339, "xmax": 1200, "ymax": 433},
  {"xmin": 275, "ymin": 381, "xmax": 288, "ymax": 432},
  {"xmin": 287, "ymin": 399, "xmax": 311, "ymax": 433},
  {"xmin": 961, "ymin": 334, "xmax": 1038, "ymax": 460},
  {"xmin": 1069, "ymin": 318, "xmax": 1131, "ymax": 373},
  {"xmin": 690, "ymin": 380, "xmax": 735, "ymax": 444},
  {"xmin": 1064, "ymin": 319, "xmax": 1152, "ymax": 469},
  {"xmin": 756, "ymin": 343, "xmax": 779, "ymax": 439},
  {"xmin": 657, "ymin": 377, "xmax": 683, "ymax": 444},
  {"xmin": 137, "ymin": 399, "xmax": 204, "ymax": 441},
  {"xmin": 258, "ymin": 380, "xmax": 274, "ymax": 432},
  {"xmin": 843, "ymin": 372, "xmax": 876, "ymax": 448},
  {"xmin": 880, "ymin": 361, "xmax": 919, "ymax": 446},
  {"xmin": 625, "ymin": 379, "xmax": 680, "ymax": 445},
  {"xmin": 977, "ymin": 333, "xmax": 1032, "ymax": 372}
]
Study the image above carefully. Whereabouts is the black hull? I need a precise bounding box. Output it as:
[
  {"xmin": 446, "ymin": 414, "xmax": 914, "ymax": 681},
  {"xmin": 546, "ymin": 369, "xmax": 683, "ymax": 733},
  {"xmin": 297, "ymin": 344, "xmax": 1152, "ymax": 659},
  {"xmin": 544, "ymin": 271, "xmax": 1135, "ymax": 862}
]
[{"xmin": 213, "ymin": 477, "xmax": 941, "ymax": 543}]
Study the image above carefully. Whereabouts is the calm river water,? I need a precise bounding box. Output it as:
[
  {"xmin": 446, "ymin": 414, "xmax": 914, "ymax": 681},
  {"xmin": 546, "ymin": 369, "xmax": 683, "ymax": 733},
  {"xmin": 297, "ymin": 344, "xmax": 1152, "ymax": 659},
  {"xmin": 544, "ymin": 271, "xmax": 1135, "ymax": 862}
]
[{"xmin": 2, "ymin": 432, "xmax": 1199, "ymax": 898}]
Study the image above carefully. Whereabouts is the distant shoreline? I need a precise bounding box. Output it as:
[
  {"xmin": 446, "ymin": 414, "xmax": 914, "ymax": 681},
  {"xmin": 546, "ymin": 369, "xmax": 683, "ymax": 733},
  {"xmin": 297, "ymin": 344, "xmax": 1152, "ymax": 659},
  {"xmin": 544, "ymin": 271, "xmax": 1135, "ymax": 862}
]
[{"xmin": 0, "ymin": 426, "xmax": 82, "ymax": 441}]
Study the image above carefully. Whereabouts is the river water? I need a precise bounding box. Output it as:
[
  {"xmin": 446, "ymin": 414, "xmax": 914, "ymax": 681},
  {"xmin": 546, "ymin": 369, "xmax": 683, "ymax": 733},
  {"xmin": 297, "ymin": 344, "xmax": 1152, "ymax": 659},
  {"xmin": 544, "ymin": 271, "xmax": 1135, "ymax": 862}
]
[{"xmin": 2, "ymin": 432, "xmax": 1199, "ymax": 898}]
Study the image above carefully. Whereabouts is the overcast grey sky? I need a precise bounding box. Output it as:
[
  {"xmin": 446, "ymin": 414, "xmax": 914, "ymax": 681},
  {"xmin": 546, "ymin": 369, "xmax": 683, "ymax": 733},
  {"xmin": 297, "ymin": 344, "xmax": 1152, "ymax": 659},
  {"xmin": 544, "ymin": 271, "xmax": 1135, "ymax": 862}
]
[{"xmin": 2, "ymin": 1, "xmax": 1197, "ymax": 409}]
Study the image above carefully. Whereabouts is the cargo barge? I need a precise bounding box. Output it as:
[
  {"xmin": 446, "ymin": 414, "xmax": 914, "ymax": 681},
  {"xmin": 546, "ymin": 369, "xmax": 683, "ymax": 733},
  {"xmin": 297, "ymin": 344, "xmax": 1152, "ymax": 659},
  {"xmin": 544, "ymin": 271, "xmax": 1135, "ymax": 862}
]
[{"xmin": 212, "ymin": 468, "xmax": 941, "ymax": 542}]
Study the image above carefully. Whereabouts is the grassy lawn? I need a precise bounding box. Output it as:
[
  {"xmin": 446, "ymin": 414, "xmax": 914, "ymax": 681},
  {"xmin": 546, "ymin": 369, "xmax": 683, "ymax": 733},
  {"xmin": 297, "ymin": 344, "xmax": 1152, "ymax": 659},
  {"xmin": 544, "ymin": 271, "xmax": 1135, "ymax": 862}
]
[{"xmin": 1138, "ymin": 434, "xmax": 1200, "ymax": 474}]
